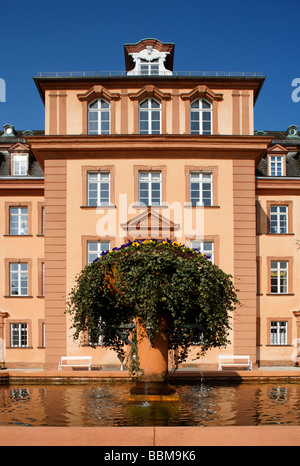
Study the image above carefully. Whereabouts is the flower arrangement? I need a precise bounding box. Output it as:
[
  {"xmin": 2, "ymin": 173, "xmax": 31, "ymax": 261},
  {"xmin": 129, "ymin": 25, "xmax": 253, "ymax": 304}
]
[
  {"xmin": 97, "ymin": 238, "xmax": 209, "ymax": 259},
  {"xmin": 67, "ymin": 238, "xmax": 238, "ymax": 374}
]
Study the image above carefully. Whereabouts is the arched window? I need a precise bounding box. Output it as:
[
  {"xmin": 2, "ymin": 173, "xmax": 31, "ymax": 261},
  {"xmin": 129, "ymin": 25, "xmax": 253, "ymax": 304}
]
[
  {"xmin": 190, "ymin": 99, "xmax": 212, "ymax": 135},
  {"xmin": 139, "ymin": 98, "xmax": 161, "ymax": 134},
  {"xmin": 88, "ymin": 99, "xmax": 110, "ymax": 135}
]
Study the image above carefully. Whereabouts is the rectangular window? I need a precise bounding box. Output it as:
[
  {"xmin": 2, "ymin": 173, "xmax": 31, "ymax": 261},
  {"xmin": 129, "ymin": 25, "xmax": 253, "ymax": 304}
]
[
  {"xmin": 87, "ymin": 172, "xmax": 110, "ymax": 207},
  {"xmin": 191, "ymin": 241, "xmax": 214, "ymax": 263},
  {"xmin": 269, "ymin": 156, "xmax": 283, "ymax": 176},
  {"xmin": 42, "ymin": 262, "xmax": 45, "ymax": 297},
  {"xmin": 190, "ymin": 172, "xmax": 212, "ymax": 206},
  {"xmin": 270, "ymin": 206, "xmax": 288, "ymax": 234},
  {"xmin": 87, "ymin": 241, "xmax": 110, "ymax": 265},
  {"xmin": 270, "ymin": 261, "xmax": 288, "ymax": 294},
  {"xmin": 89, "ymin": 331, "xmax": 104, "ymax": 346},
  {"xmin": 42, "ymin": 322, "xmax": 46, "ymax": 347},
  {"xmin": 10, "ymin": 207, "xmax": 28, "ymax": 235},
  {"xmin": 10, "ymin": 323, "xmax": 28, "ymax": 347},
  {"xmin": 10, "ymin": 263, "xmax": 28, "ymax": 296},
  {"xmin": 41, "ymin": 206, "xmax": 45, "ymax": 235},
  {"xmin": 270, "ymin": 321, "xmax": 288, "ymax": 345},
  {"xmin": 12, "ymin": 155, "xmax": 28, "ymax": 176},
  {"xmin": 139, "ymin": 172, "xmax": 161, "ymax": 206}
]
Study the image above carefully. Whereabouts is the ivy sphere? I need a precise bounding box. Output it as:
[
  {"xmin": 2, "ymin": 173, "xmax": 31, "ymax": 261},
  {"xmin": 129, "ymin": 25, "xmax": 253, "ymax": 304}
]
[{"xmin": 67, "ymin": 239, "xmax": 239, "ymax": 370}]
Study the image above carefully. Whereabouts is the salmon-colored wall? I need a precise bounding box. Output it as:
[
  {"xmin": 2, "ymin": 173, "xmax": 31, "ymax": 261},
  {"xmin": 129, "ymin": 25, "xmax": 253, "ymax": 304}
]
[
  {"xmin": 0, "ymin": 194, "xmax": 45, "ymax": 368},
  {"xmin": 44, "ymin": 85, "xmax": 254, "ymax": 136},
  {"xmin": 256, "ymin": 193, "xmax": 300, "ymax": 365},
  {"xmin": 64, "ymin": 156, "xmax": 236, "ymax": 367}
]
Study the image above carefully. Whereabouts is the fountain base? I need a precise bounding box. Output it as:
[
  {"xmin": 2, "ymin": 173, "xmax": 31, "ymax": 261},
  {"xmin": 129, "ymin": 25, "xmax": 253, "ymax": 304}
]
[{"xmin": 128, "ymin": 381, "xmax": 179, "ymax": 402}]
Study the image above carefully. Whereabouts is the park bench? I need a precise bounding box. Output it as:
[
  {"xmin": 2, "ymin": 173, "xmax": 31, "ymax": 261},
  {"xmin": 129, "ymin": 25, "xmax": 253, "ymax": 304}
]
[
  {"xmin": 218, "ymin": 355, "xmax": 252, "ymax": 371},
  {"xmin": 58, "ymin": 356, "xmax": 92, "ymax": 371}
]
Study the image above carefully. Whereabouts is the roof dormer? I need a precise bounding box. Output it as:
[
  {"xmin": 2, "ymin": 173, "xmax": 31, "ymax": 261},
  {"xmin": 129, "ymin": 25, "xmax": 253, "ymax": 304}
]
[
  {"xmin": 1, "ymin": 124, "xmax": 17, "ymax": 137},
  {"xmin": 124, "ymin": 38, "xmax": 174, "ymax": 76}
]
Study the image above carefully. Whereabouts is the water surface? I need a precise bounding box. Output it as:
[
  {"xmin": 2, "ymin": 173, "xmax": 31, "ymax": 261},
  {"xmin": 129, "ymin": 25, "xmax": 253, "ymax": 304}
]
[{"xmin": 1, "ymin": 382, "xmax": 300, "ymax": 427}]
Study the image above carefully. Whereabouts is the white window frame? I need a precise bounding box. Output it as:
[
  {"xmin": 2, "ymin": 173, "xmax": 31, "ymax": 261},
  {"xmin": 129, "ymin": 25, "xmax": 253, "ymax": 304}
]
[
  {"xmin": 87, "ymin": 172, "xmax": 110, "ymax": 207},
  {"xmin": 10, "ymin": 323, "xmax": 28, "ymax": 348},
  {"xmin": 140, "ymin": 59, "xmax": 160, "ymax": 76},
  {"xmin": 190, "ymin": 99, "xmax": 212, "ymax": 135},
  {"xmin": 190, "ymin": 172, "xmax": 212, "ymax": 206},
  {"xmin": 10, "ymin": 263, "xmax": 28, "ymax": 296},
  {"xmin": 270, "ymin": 261, "xmax": 288, "ymax": 294},
  {"xmin": 88, "ymin": 99, "xmax": 110, "ymax": 135},
  {"xmin": 270, "ymin": 205, "xmax": 288, "ymax": 234},
  {"xmin": 10, "ymin": 207, "xmax": 28, "ymax": 235},
  {"xmin": 12, "ymin": 154, "xmax": 28, "ymax": 176},
  {"xmin": 269, "ymin": 156, "xmax": 283, "ymax": 176},
  {"xmin": 270, "ymin": 321, "xmax": 288, "ymax": 345},
  {"xmin": 191, "ymin": 241, "xmax": 214, "ymax": 263},
  {"xmin": 139, "ymin": 171, "xmax": 162, "ymax": 206},
  {"xmin": 139, "ymin": 98, "xmax": 161, "ymax": 134},
  {"xmin": 87, "ymin": 241, "xmax": 110, "ymax": 265}
]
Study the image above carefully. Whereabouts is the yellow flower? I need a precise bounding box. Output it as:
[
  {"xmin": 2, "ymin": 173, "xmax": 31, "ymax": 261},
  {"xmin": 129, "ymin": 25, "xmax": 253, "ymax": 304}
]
[
  {"xmin": 132, "ymin": 242, "xmax": 140, "ymax": 247},
  {"xmin": 172, "ymin": 241, "xmax": 181, "ymax": 248},
  {"xmin": 143, "ymin": 240, "xmax": 149, "ymax": 245}
]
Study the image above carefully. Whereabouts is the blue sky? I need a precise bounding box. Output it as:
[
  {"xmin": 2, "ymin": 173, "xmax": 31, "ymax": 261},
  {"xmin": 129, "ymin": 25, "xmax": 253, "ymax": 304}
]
[{"xmin": 0, "ymin": 0, "xmax": 299, "ymax": 132}]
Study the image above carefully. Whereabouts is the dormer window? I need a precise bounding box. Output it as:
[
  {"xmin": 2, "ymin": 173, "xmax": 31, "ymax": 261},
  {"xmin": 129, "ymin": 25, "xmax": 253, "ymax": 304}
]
[
  {"xmin": 127, "ymin": 44, "xmax": 173, "ymax": 76},
  {"xmin": 286, "ymin": 125, "xmax": 299, "ymax": 138},
  {"xmin": 2, "ymin": 124, "xmax": 16, "ymax": 137},
  {"xmin": 140, "ymin": 58, "xmax": 159, "ymax": 76},
  {"xmin": 12, "ymin": 154, "xmax": 28, "ymax": 176},
  {"xmin": 269, "ymin": 156, "xmax": 283, "ymax": 176}
]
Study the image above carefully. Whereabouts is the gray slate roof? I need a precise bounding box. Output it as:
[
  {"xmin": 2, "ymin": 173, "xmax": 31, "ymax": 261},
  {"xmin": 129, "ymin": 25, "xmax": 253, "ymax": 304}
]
[
  {"xmin": 0, "ymin": 130, "xmax": 44, "ymax": 178},
  {"xmin": 256, "ymin": 130, "xmax": 300, "ymax": 178}
]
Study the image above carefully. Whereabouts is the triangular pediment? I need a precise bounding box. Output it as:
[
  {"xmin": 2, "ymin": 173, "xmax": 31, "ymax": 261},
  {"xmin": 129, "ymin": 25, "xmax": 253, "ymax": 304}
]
[
  {"xmin": 268, "ymin": 144, "xmax": 288, "ymax": 154},
  {"xmin": 8, "ymin": 142, "xmax": 29, "ymax": 153},
  {"xmin": 121, "ymin": 208, "xmax": 180, "ymax": 238}
]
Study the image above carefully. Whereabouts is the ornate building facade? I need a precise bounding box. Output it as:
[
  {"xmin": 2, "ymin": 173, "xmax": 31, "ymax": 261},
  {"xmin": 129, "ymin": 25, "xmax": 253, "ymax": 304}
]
[{"xmin": 1, "ymin": 38, "xmax": 299, "ymax": 370}]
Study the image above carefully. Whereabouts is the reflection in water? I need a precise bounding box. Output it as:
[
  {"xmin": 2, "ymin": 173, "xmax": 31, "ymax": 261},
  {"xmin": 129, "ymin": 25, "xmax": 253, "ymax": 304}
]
[{"xmin": 1, "ymin": 382, "xmax": 300, "ymax": 427}]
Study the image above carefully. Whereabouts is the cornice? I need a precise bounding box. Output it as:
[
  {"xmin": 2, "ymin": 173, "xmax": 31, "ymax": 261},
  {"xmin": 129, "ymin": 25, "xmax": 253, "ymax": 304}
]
[
  {"xmin": 26, "ymin": 134, "xmax": 272, "ymax": 169},
  {"xmin": 256, "ymin": 177, "xmax": 300, "ymax": 194},
  {"xmin": 0, "ymin": 177, "xmax": 44, "ymax": 193}
]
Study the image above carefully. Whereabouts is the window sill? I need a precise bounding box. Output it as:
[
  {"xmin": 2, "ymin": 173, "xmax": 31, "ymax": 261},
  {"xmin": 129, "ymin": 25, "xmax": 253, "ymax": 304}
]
[
  {"xmin": 80, "ymin": 205, "xmax": 116, "ymax": 209},
  {"xmin": 3, "ymin": 234, "xmax": 33, "ymax": 237},
  {"xmin": 265, "ymin": 233, "xmax": 295, "ymax": 236},
  {"xmin": 6, "ymin": 347, "xmax": 33, "ymax": 349},
  {"xmin": 36, "ymin": 295, "xmax": 45, "ymax": 299},
  {"xmin": 132, "ymin": 204, "xmax": 169, "ymax": 209},
  {"xmin": 266, "ymin": 345, "xmax": 293, "ymax": 347},
  {"xmin": 4, "ymin": 295, "xmax": 33, "ymax": 299},
  {"xmin": 266, "ymin": 293, "xmax": 295, "ymax": 296},
  {"xmin": 184, "ymin": 205, "xmax": 220, "ymax": 209}
]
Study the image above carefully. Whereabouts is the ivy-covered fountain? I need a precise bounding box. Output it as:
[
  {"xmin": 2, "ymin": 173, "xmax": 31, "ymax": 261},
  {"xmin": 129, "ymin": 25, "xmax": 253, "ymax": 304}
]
[{"xmin": 67, "ymin": 239, "xmax": 239, "ymax": 401}]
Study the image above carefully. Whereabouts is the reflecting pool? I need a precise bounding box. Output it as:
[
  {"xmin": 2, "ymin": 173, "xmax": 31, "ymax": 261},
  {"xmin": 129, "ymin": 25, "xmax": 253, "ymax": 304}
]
[{"xmin": 1, "ymin": 382, "xmax": 300, "ymax": 427}]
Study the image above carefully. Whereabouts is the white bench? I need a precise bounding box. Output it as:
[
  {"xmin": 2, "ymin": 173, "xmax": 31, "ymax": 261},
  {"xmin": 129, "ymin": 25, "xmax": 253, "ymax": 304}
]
[
  {"xmin": 58, "ymin": 356, "xmax": 92, "ymax": 371},
  {"xmin": 218, "ymin": 355, "xmax": 252, "ymax": 371}
]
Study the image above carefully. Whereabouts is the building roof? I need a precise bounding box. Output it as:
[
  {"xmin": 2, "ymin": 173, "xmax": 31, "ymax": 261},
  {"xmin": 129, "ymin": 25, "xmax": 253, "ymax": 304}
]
[
  {"xmin": 256, "ymin": 129, "xmax": 300, "ymax": 177},
  {"xmin": 0, "ymin": 129, "xmax": 44, "ymax": 178}
]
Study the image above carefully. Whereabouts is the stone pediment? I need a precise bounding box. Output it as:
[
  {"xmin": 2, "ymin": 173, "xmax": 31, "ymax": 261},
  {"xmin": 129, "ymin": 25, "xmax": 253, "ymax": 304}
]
[
  {"xmin": 121, "ymin": 208, "xmax": 180, "ymax": 238},
  {"xmin": 7, "ymin": 142, "xmax": 29, "ymax": 153}
]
